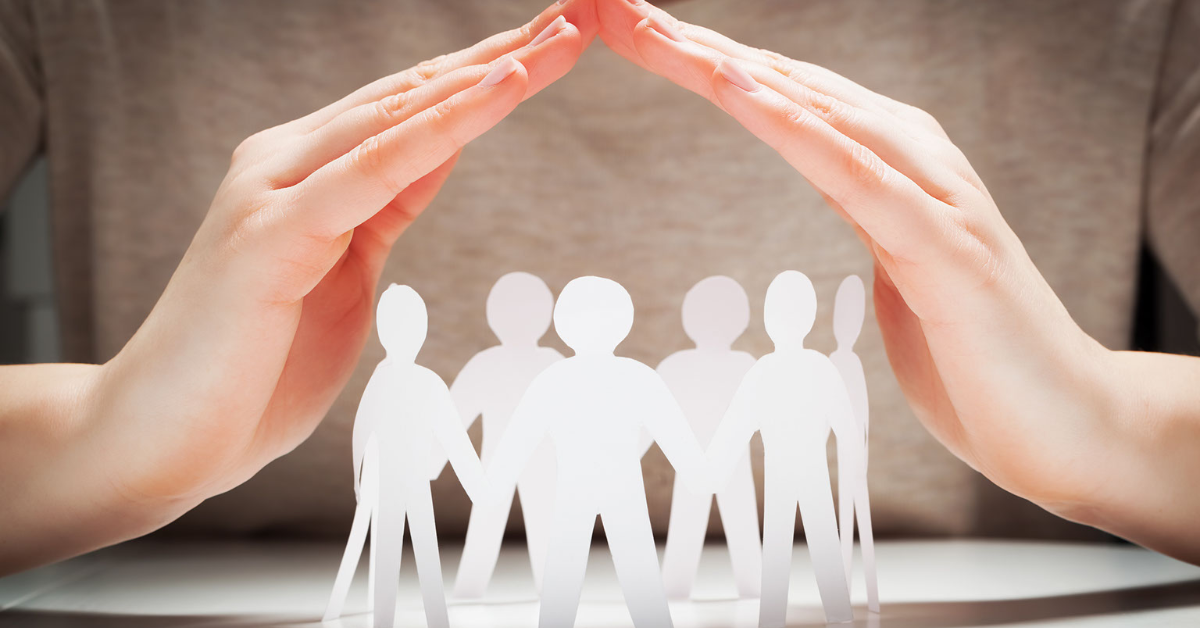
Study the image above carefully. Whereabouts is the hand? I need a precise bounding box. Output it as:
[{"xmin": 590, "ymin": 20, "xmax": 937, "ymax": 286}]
[
  {"xmin": 596, "ymin": 0, "xmax": 1200, "ymax": 561},
  {"xmin": 0, "ymin": 2, "xmax": 596, "ymax": 575}
]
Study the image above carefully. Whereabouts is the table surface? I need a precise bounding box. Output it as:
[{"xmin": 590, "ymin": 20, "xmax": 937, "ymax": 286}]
[{"xmin": 2, "ymin": 539, "xmax": 1199, "ymax": 627}]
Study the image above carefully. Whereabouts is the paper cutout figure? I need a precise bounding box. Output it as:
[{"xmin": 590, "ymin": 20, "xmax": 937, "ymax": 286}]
[
  {"xmin": 830, "ymin": 275, "xmax": 880, "ymax": 613},
  {"xmin": 706, "ymin": 271, "xmax": 867, "ymax": 626},
  {"xmin": 487, "ymin": 276, "xmax": 710, "ymax": 628},
  {"xmin": 324, "ymin": 285, "xmax": 486, "ymax": 628},
  {"xmin": 655, "ymin": 276, "xmax": 762, "ymax": 600},
  {"xmin": 436, "ymin": 272, "xmax": 564, "ymax": 598}
]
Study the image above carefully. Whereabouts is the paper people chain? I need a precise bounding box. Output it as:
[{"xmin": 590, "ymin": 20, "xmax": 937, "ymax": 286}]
[{"xmin": 325, "ymin": 272, "xmax": 877, "ymax": 628}]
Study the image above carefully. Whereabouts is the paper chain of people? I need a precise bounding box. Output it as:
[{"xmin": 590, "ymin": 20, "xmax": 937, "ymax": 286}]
[{"xmin": 323, "ymin": 271, "xmax": 879, "ymax": 628}]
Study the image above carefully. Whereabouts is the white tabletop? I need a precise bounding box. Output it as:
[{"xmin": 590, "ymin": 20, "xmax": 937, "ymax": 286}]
[{"xmin": 2, "ymin": 539, "xmax": 1199, "ymax": 627}]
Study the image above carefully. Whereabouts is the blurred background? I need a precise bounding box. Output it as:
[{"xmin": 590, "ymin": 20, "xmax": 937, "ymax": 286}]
[{"xmin": 2, "ymin": 0, "xmax": 1198, "ymax": 547}]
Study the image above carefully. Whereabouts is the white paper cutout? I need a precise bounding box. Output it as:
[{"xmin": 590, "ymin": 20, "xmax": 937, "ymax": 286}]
[
  {"xmin": 656, "ymin": 276, "xmax": 762, "ymax": 600},
  {"xmin": 434, "ymin": 272, "xmax": 564, "ymax": 598},
  {"xmin": 324, "ymin": 285, "xmax": 486, "ymax": 628},
  {"xmin": 706, "ymin": 271, "xmax": 866, "ymax": 626},
  {"xmin": 830, "ymin": 275, "xmax": 880, "ymax": 613},
  {"xmin": 486, "ymin": 276, "xmax": 710, "ymax": 628}
]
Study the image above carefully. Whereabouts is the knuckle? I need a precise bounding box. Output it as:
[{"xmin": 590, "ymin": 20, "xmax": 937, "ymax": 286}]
[
  {"xmin": 414, "ymin": 55, "xmax": 445, "ymax": 83},
  {"xmin": 842, "ymin": 141, "xmax": 889, "ymax": 191},
  {"xmin": 374, "ymin": 93, "xmax": 408, "ymax": 125},
  {"xmin": 348, "ymin": 135, "xmax": 401, "ymax": 196},
  {"xmin": 231, "ymin": 131, "xmax": 268, "ymax": 164},
  {"xmin": 902, "ymin": 104, "xmax": 946, "ymax": 133},
  {"xmin": 428, "ymin": 99, "xmax": 466, "ymax": 148}
]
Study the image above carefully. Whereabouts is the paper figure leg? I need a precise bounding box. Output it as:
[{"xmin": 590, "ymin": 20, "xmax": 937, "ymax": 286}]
[
  {"xmin": 854, "ymin": 477, "xmax": 879, "ymax": 613},
  {"xmin": 838, "ymin": 454, "xmax": 856, "ymax": 587},
  {"xmin": 660, "ymin": 475, "xmax": 712, "ymax": 600},
  {"xmin": 538, "ymin": 498, "xmax": 596, "ymax": 628},
  {"xmin": 716, "ymin": 454, "xmax": 762, "ymax": 599},
  {"xmin": 368, "ymin": 478, "xmax": 379, "ymax": 610},
  {"xmin": 758, "ymin": 472, "xmax": 798, "ymax": 628},
  {"xmin": 797, "ymin": 457, "xmax": 853, "ymax": 624},
  {"xmin": 604, "ymin": 490, "xmax": 675, "ymax": 628},
  {"xmin": 407, "ymin": 481, "xmax": 450, "ymax": 628},
  {"xmin": 372, "ymin": 490, "xmax": 406, "ymax": 628},
  {"xmin": 323, "ymin": 492, "xmax": 374, "ymax": 621},
  {"xmin": 517, "ymin": 470, "xmax": 555, "ymax": 591},
  {"xmin": 452, "ymin": 487, "xmax": 516, "ymax": 598}
]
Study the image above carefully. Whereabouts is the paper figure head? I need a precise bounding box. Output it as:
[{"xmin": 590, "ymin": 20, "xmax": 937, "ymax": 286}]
[
  {"xmin": 554, "ymin": 276, "xmax": 633, "ymax": 356},
  {"xmin": 487, "ymin": 272, "xmax": 555, "ymax": 346},
  {"xmin": 682, "ymin": 275, "xmax": 750, "ymax": 350},
  {"xmin": 833, "ymin": 275, "xmax": 866, "ymax": 350},
  {"xmin": 764, "ymin": 271, "xmax": 816, "ymax": 349},
  {"xmin": 376, "ymin": 284, "xmax": 427, "ymax": 363}
]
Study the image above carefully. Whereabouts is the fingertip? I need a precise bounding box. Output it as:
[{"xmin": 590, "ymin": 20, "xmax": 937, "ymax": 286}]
[
  {"xmin": 714, "ymin": 58, "xmax": 762, "ymax": 94},
  {"xmin": 479, "ymin": 56, "xmax": 522, "ymax": 88}
]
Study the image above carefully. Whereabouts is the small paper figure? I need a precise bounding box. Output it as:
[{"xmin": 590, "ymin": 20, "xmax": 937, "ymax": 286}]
[
  {"xmin": 830, "ymin": 275, "xmax": 880, "ymax": 613},
  {"xmin": 655, "ymin": 276, "xmax": 762, "ymax": 600},
  {"xmin": 487, "ymin": 276, "xmax": 710, "ymax": 628},
  {"xmin": 324, "ymin": 285, "xmax": 486, "ymax": 628},
  {"xmin": 436, "ymin": 272, "xmax": 564, "ymax": 598},
  {"xmin": 706, "ymin": 271, "xmax": 867, "ymax": 626}
]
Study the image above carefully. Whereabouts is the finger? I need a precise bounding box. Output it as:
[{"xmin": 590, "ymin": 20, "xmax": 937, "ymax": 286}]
[
  {"xmin": 356, "ymin": 152, "xmax": 463, "ymax": 267},
  {"xmin": 710, "ymin": 59, "xmax": 954, "ymax": 262},
  {"xmin": 272, "ymin": 19, "xmax": 582, "ymax": 186},
  {"xmin": 605, "ymin": 1, "xmax": 947, "ymax": 140},
  {"xmin": 292, "ymin": 1, "xmax": 598, "ymax": 133},
  {"xmin": 285, "ymin": 58, "xmax": 530, "ymax": 240},
  {"xmin": 629, "ymin": 19, "xmax": 975, "ymax": 207}
]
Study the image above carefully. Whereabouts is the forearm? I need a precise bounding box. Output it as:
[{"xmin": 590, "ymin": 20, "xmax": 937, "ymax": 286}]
[
  {"xmin": 1060, "ymin": 350, "xmax": 1200, "ymax": 563},
  {"xmin": 0, "ymin": 363, "xmax": 181, "ymax": 575}
]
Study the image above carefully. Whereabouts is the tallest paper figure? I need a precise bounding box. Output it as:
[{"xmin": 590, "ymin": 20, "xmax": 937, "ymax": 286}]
[{"xmin": 488, "ymin": 276, "xmax": 710, "ymax": 628}]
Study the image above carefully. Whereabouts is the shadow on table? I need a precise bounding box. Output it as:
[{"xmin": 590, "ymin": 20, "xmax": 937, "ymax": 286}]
[{"xmin": 3, "ymin": 579, "xmax": 1200, "ymax": 628}]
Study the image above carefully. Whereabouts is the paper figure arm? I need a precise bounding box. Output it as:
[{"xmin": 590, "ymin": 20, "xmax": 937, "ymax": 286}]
[
  {"xmin": 350, "ymin": 363, "xmax": 388, "ymax": 501},
  {"xmin": 429, "ymin": 354, "xmax": 488, "ymax": 479},
  {"xmin": 641, "ymin": 369, "xmax": 709, "ymax": 494},
  {"xmin": 429, "ymin": 373, "xmax": 486, "ymax": 503},
  {"xmin": 705, "ymin": 367, "xmax": 761, "ymax": 492},
  {"xmin": 486, "ymin": 374, "xmax": 554, "ymax": 498},
  {"xmin": 825, "ymin": 362, "xmax": 866, "ymax": 480}
]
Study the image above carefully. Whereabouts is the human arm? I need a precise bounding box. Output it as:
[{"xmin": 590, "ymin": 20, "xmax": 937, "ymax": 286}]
[
  {"xmin": 597, "ymin": 0, "xmax": 1200, "ymax": 563},
  {"xmin": 0, "ymin": 2, "xmax": 597, "ymax": 576}
]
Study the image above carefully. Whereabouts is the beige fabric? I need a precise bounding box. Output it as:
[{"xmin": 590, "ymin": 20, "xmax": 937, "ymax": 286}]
[{"xmin": 1, "ymin": 0, "xmax": 1196, "ymax": 540}]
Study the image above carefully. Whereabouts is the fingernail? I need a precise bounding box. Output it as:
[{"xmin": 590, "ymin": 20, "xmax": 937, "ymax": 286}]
[
  {"xmin": 647, "ymin": 15, "xmax": 687, "ymax": 43},
  {"xmin": 718, "ymin": 58, "xmax": 760, "ymax": 93},
  {"xmin": 557, "ymin": 0, "xmax": 569, "ymax": 5},
  {"xmin": 530, "ymin": 15, "xmax": 567, "ymax": 47},
  {"xmin": 480, "ymin": 56, "xmax": 520, "ymax": 87},
  {"xmin": 626, "ymin": 0, "xmax": 644, "ymax": 5}
]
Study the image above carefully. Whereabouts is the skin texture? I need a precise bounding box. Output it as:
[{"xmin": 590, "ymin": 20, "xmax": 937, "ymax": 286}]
[{"xmin": 1, "ymin": 0, "xmax": 1198, "ymax": 574}]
